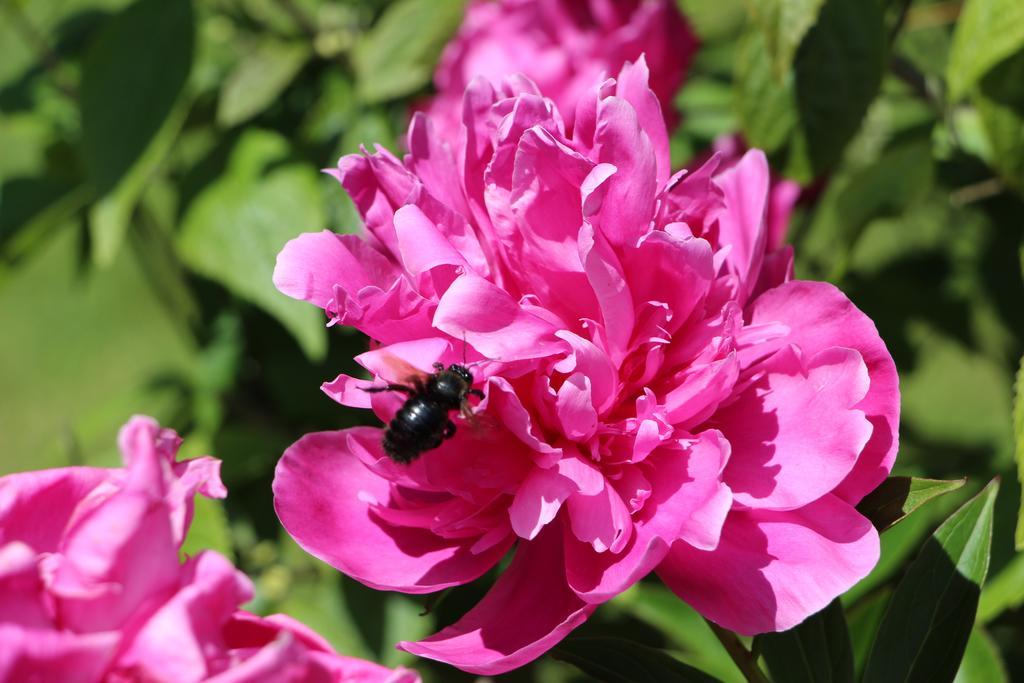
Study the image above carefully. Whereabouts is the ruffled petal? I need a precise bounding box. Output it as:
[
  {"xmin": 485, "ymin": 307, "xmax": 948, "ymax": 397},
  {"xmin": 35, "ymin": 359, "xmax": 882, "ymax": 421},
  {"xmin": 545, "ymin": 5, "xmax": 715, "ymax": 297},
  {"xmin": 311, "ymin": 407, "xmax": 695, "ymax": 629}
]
[
  {"xmin": 0, "ymin": 625, "xmax": 117, "ymax": 683},
  {"xmin": 273, "ymin": 430, "xmax": 511, "ymax": 593},
  {"xmin": 434, "ymin": 273, "xmax": 565, "ymax": 360},
  {"xmin": 746, "ymin": 281, "xmax": 900, "ymax": 503},
  {"xmin": 115, "ymin": 551, "xmax": 252, "ymax": 681},
  {"xmin": 716, "ymin": 346, "xmax": 872, "ymax": 511},
  {"xmin": 0, "ymin": 467, "xmax": 112, "ymax": 553},
  {"xmin": 713, "ymin": 149, "xmax": 769, "ymax": 303},
  {"xmin": 658, "ymin": 494, "xmax": 879, "ymax": 635},
  {"xmin": 399, "ymin": 526, "xmax": 594, "ymax": 675},
  {"xmin": 565, "ymin": 431, "xmax": 731, "ymax": 602}
]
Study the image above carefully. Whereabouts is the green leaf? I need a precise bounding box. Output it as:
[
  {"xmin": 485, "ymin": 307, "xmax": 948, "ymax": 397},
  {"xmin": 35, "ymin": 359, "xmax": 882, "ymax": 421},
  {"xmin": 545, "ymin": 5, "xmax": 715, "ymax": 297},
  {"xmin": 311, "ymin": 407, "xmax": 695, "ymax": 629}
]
[
  {"xmin": 977, "ymin": 551, "xmax": 1024, "ymax": 623},
  {"xmin": 947, "ymin": 0, "xmax": 1024, "ymax": 100},
  {"xmin": 973, "ymin": 51, "xmax": 1024, "ymax": 193},
  {"xmin": 88, "ymin": 93, "xmax": 191, "ymax": 267},
  {"xmin": 734, "ymin": 28, "xmax": 798, "ymax": 153},
  {"xmin": 862, "ymin": 479, "xmax": 1000, "ymax": 683},
  {"xmin": 1014, "ymin": 352, "xmax": 1024, "ymax": 549},
  {"xmin": 901, "ymin": 325, "xmax": 1015, "ymax": 450},
  {"xmin": 180, "ymin": 495, "xmax": 233, "ymax": 561},
  {"xmin": 847, "ymin": 590, "xmax": 889, "ymax": 677},
  {"xmin": 856, "ymin": 476, "xmax": 967, "ymax": 532},
  {"xmin": 177, "ymin": 130, "xmax": 327, "ymax": 360},
  {"xmin": 552, "ymin": 637, "xmax": 721, "ymax": 683},
  {"xmin": 758, "ymin": 599, "xmax": 853, "ymax": 683},
  {"xmin": 352, "ymin": 0, "xmax": 465, "ymax": 103},
  {"xmin": 734, "ymin": 0, "xmax": 886, "ymax": 180},
  {"xmin": 614, "ymin": 584, "xmax": 744, "ymax": 682},
  {"xmin": 745, "ymin": 0, "xmax": 826, "ymax": 80},
  {"xmin": 217, "ymin": 39, "xmax": 311, "ymax": 128},
  {"xmin": 789, "ymin": 0, "xmax": 886, "ymax": 177},
  {"xmin": 954, "ymin": 627, "xmax": 1009, "ymax": 683},
  {"xmin": 81, "ymin": 0, "xmax": 194, "ymax": 195}
]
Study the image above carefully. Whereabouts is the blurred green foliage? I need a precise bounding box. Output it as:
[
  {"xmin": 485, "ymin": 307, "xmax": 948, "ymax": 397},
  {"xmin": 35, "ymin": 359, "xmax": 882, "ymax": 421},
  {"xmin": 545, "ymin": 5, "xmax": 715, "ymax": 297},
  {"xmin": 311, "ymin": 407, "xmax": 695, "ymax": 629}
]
[{"xmin": 1, "ymin": 0, "xmax": 1023, "ymax": 680}]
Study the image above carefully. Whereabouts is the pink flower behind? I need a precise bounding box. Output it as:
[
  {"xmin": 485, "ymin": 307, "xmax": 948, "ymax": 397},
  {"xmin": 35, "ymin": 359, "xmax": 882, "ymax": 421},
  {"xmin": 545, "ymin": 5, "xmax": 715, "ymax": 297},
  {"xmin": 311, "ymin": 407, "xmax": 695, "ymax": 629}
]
[
  {"xmin": 273, "ymin": 61, "xmax": 899, "ymax": 675},
  {"xmin": 425, "ymin": 0, "xmax": 695, "ymax": 132},
  {"xmin": 0, "ymin": 416, "xmax": 419, "ymax": 683}
]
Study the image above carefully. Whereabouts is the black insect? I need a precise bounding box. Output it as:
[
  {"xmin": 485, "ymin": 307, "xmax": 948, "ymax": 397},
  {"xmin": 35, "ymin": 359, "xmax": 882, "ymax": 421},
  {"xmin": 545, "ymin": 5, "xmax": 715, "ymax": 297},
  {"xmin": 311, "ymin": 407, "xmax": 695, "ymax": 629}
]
[{"xmin": 363, "ymin": 363, "xmax": 484, "ymax": 464}]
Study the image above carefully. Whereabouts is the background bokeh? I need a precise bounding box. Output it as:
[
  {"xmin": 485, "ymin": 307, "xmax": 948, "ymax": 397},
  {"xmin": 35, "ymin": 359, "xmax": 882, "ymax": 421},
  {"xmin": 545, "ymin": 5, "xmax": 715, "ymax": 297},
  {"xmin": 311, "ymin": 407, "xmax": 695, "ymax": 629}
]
[{"xmin": 1, "ymin": 0, "xmax": 1022, "ymax": 680}]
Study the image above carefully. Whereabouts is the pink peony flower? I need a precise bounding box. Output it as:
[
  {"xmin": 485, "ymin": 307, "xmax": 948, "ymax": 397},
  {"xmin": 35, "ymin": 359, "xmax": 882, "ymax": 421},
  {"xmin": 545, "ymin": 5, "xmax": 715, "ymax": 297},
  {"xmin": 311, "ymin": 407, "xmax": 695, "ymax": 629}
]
[
  {"xmin": 0, "ymin": 416, "xmax": 420, "ymax": 683},
  {"xmin": 273, "ymin": 61, "xmax": 899, "ymax": 675},
  {"xmin": 425, "ymin": 0, "xmax": 696, "ymax": 132}
]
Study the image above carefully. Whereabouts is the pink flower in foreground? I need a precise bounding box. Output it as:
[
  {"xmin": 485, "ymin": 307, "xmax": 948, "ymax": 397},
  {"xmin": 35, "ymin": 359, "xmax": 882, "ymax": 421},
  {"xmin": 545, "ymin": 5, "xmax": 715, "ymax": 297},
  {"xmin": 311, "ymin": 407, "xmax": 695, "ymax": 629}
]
[
  {"xmin": 0, "ymin": 416, "xmax": 419, "ymax": 683},
  {"xmin": 425, "ymin": 0, "xmax": 695, "ymax": 132},
  {"xmin": 273, "ymin": 61, "xmax": 899, "ymax": 675}
]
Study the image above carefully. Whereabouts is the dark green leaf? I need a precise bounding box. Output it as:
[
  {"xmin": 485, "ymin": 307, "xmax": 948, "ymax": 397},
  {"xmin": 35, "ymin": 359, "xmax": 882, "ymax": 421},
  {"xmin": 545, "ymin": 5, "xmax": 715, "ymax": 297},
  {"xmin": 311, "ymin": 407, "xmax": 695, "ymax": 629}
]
[
  {"xmin": 790, "ymin": 0, "xmax": 886, "ymax": 177},
  {"xmin": 847, "ymin": 589, "xmax": 889, "ymax": 677},
  {"xmin": 352, "ymin": 0, "xmax": 465, "ymax": 103},
  {"xmin": 552, "ymin": 637, "xmax": 721, "ymax": 683},
  {"xmin": 863, "ymin": 479, "xmax": 1000, "ymax": 683},
  {"xmin": 734, "ymin": 0, "xmax": 886, "ymax": 180},
  {"xmin": 217, "ymin": 40, "xmax": 311, "ymax": 128},
  {"xmin": 177, "ymin": 129, "xmax": 327, "ymax": 359},
  {"xmin": 947, "ymin": 0, "xmax": 1024, "ymax": 100},
  {"xmin": 857, "ymin": 476, "xmax": 967, "ymax": 532},
  {"xmin": 758, "ymin": 599, "xmax": 853, "ymax": 683},
  {"xmin": 954, "ymin": 627, "xmax": 1009, "ymax": 683},
  {"xmin": 88, "ymin": 94, "xmax": 191, "ymax": 266},
  {"xmin": 745, "ymin": 0, "xmax": 826, "ymax": 79},
  {"xmin": 81, "ymin": 0, "xmax": 194, "ymax": 195}
]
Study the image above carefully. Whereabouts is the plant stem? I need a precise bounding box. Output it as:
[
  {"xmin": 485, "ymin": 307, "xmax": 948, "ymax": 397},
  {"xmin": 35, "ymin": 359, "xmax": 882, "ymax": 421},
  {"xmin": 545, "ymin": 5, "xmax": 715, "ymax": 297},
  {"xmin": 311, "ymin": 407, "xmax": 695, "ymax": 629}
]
[{"xmin": 706, "ymin": 620, "xmax": 770, "ymax": 683}]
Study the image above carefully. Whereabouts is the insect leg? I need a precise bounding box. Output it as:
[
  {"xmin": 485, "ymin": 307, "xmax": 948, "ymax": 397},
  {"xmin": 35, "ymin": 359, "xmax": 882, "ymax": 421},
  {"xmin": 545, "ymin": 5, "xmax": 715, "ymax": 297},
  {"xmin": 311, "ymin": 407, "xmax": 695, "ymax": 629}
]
[
  {"xmin": 443, "ymin": 420, "xmax": 456, "ymax": 439},
  {"xmin": 361, "ymin": 383, "xmax": 416, "ymax": 395},
  {"xmin": 468, "ymin": 388, "xmax": 485, "ymax": 400}
]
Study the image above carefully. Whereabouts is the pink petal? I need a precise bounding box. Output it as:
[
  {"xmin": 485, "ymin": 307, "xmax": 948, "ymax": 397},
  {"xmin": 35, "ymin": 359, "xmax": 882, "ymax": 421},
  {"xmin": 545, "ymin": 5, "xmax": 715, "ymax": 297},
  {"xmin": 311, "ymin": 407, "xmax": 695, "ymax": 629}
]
[
  {"xmin": 556, "ymin": 373, "xmax": 598, "ymax": 441},
  {"xmin": 768, "ymin": 180, "xmax": 801, "ymax": 250},
  {"xmin": 501, "ymin": 127, "xmax": 600, "ymax": 322},
  {"xmin": 393, "ymin": 204, "xmax": 467, "ymax": 286},
  {"xmin": 47, "ymin": 490, "xmax": 181, "ymax": 632},
  {"xmin": 0, "ymin": 467, "xmax": 111, "ymax": 553},
  {"xmin": 565, "ymin": 431, "xmax": 731, "ymax": 602},
  {"xmin": 508, "ymin": 466, "xmax": 576, "ymax": 540},
  {"xmin": 273, "ymin": 430, "xmax": 511, "ymax": 593},
  {"xmin": 115, "ymin": 551, "xmax": 252, "ymax": 681},
  {"xmin": 274, "ymin": 230, "xmax": 392, "ymax": 309},
  {"xmin": 746, "ymin": 281, "xmax": 900, "ymax": 503},
  {"xmin": 433, "ymin": 273, "xmax": 565, "ymax": 360},
  {"xmin": 624, "ymin": 230, "xmax": 714, "ymax": 335},
  {"xmin": 553, "ymin": 331, "xmax": 619, "ymax": 414},
  {"xmin": 658, "ymin": 494, "xmax": 879, "ymax": 635},
  {"xmin": 713, "ymin": 149, "xmax": 770, "ymax": 303},
  {"xmin": 566, "ymin": 477, "xmax": 633, "ymax": 554},
  {"xmin": 614, "ymin": 57, "xmax": 670, "ymax": 187},
  {"xmin": 399, "ymin": 526, "xmax": 594, "ymax": 675},
  {"xmin": 591, "ymin": 96, "xmax": 657, "ymax": 247},
  {"xmin": 579, "ymin": 223, "xmax": 634, "ymax": 363},
  {"xmin": 717, "ymin": 346, "xmax": 872, "ymax": 511},
  {"xmin": 0, "ymin": 542, "xmax": 48, "ymax": 629},
  {"xmin": 0, "ymin": 625, "xmax": 117, "ymax": 683}
]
